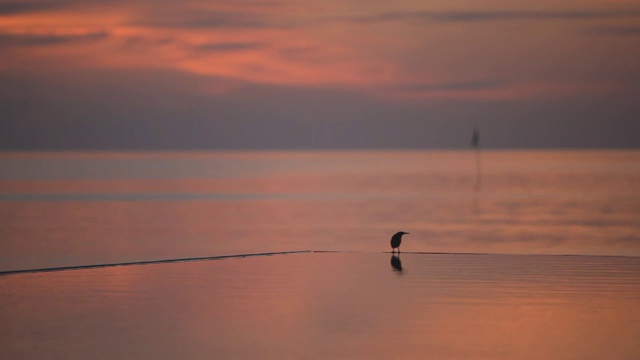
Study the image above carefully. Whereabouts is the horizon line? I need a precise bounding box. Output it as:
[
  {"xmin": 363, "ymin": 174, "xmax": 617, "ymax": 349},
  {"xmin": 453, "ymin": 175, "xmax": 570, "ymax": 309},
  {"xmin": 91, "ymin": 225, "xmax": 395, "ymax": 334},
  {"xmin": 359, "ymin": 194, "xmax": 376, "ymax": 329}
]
[{"xmin": 1, "ymin": 146, "xmax": 639, "ymax": 154}]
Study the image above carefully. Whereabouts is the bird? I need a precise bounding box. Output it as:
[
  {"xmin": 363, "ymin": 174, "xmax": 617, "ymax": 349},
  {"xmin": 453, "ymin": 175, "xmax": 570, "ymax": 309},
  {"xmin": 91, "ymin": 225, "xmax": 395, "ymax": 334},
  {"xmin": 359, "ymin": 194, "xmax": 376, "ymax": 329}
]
[{"xmin": 390, "ymin": 231, "xmax": 409, "ymax": 253}]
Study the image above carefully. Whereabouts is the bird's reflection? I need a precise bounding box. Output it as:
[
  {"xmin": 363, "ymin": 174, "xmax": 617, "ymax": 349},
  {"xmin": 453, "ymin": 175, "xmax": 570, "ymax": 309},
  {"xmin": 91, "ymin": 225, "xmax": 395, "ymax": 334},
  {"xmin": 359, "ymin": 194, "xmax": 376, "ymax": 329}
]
[{"xmin": 390, "ymin": 253, "xmax": 403, "ymax": 272}]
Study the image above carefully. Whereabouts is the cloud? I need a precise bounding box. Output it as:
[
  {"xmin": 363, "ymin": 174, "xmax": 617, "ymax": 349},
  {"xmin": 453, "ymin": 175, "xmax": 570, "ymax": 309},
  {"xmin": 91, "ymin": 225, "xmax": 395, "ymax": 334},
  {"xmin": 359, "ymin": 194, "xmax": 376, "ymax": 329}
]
[
  {"xmin": 0, "ymin": 31, "xmax": 109, "ymax": 46},
  {"xmin": 0, "ymin": 1, "xmax": 61, "ymax": 14},
  {"xmin": 0, "ymin": 0, "xmax": 291, "ymax": 32},
  {"xmin": 584, "ymin": 25, "xmax": 640, "ymax": 36},
  {"xmin": 134, "ymin": 9, "xmax": 291, "ymax": 30},
  {"xmin": 194, "ymin": 41, "xmax": 266, "ymax": 52},
  {"xmin": 350, "ymin": 9, "xmax": 640, "ymax": 24},
  {"xmin": 392, "ymin": 79, "xmax": 509, "ymax": 94},
  {"xmin": 0, "ymin": 0, "xmax": 121, "ymax": 14}
]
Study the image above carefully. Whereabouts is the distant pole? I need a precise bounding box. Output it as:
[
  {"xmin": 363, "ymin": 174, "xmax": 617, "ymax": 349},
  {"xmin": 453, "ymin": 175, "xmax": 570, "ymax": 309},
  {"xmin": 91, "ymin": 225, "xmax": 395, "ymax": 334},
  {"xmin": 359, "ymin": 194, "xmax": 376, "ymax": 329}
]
[{"xmin": 472, "ymin": 127, "xmax": 481, "ymax": 190}]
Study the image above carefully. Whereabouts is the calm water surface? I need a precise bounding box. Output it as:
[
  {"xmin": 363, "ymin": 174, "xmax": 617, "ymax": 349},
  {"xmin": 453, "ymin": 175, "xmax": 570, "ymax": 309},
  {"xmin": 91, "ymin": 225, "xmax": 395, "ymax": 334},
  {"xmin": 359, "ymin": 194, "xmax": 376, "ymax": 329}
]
[
  {"xmin": 1, "ymin": 150, "xmax": 640, "ymax": 359},
  {"xmin": 1, "ymin": 253, "xmax": 639, "ymax": 359},
  {"xmin": 1, "ymin": 150, "xmax": 639, "ymax": 270}
]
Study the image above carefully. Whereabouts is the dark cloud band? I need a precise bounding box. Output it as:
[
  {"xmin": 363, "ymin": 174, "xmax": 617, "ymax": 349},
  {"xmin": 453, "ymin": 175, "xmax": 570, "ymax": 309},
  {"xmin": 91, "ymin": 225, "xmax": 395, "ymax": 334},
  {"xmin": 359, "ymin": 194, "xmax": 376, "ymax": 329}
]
[
  {"xmin": 350, "ymin": 9, "xmax": 640, "ymax": 24},
  {"xmin": 0, "ymin": 32, "xmax": 109, "ymax": 46}
]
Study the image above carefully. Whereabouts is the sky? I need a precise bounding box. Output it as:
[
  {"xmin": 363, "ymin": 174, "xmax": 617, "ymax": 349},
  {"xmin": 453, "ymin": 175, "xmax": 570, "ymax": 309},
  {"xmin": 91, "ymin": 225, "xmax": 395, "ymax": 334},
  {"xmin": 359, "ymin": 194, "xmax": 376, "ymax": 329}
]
[{"xmin": 1, "ymin": 0, "xmax": 639, "ymax": 150}]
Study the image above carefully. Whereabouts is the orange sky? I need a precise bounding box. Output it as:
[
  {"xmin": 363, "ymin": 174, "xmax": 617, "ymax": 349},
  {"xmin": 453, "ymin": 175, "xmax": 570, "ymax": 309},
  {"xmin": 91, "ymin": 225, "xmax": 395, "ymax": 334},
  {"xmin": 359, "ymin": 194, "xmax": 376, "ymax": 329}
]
[
  {"xmin": 1, "ymin": 0, "xmax": 639, "ymax": 148},
  {"xmin": 2, "ymin": 0, "xmax": 638, "ymax": 99}
]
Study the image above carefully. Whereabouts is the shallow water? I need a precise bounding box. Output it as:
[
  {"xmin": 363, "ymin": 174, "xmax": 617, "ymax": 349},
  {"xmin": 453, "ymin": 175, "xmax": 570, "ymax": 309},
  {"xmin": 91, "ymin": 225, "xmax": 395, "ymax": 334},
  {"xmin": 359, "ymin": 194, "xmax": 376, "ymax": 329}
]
[
  {"xmin": 1, "ymin": 150, "xmax": 639, "ymax": 272},
  {"xmin": 1, "ymin": 150, "xmax": 640, "ymax": 358},
  {"xmin": 1, "ymin": 252, "xmax": 639, "ymax": 359}
]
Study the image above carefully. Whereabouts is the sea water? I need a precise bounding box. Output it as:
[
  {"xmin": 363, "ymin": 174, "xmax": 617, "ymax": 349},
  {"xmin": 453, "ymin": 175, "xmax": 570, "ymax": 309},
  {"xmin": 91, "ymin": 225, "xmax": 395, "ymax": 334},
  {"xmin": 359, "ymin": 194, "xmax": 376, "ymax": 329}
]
[
  {"xmin": 1, "ymin": 150, "xmax": 640, "ymax": 359},
  {"xmin": 1, "ymin": 150, "xmax": 639, "ymax": 271},
  {"xmin": 1, "ymin": 252, "xmax": 639, "ymax": 359}
]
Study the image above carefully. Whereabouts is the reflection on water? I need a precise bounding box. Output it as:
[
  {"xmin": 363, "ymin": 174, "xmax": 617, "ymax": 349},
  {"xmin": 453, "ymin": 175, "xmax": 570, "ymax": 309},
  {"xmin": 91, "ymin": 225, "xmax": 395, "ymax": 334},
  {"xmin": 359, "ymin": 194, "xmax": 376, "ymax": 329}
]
[
  {"xmin": 1, "ymin": 252, "xmax": 639, "ymax": 359},
  {"xmin": 390, "ymin": 253, "xmax": 403, "ymax": 272}
]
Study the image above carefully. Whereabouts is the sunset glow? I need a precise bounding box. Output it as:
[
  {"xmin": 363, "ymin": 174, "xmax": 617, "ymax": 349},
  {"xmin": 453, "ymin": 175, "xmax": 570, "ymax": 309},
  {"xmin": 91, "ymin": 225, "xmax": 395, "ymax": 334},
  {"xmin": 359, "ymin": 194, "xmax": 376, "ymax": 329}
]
[
  {"xmin": 1, "ymin": 0, "xmax": 639, "ymax": 149},
  {"xmin": 2, "ymin": 0, "xmax": 639, "ymax": 98}
]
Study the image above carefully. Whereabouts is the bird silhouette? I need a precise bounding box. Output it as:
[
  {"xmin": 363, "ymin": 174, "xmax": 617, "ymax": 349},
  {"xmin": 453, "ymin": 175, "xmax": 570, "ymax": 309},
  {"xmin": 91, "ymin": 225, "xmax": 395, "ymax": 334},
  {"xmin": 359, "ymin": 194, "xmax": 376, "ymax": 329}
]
[{"xmin": 390, "ymin": 231, "xmax": 409, "ymax": 253}]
